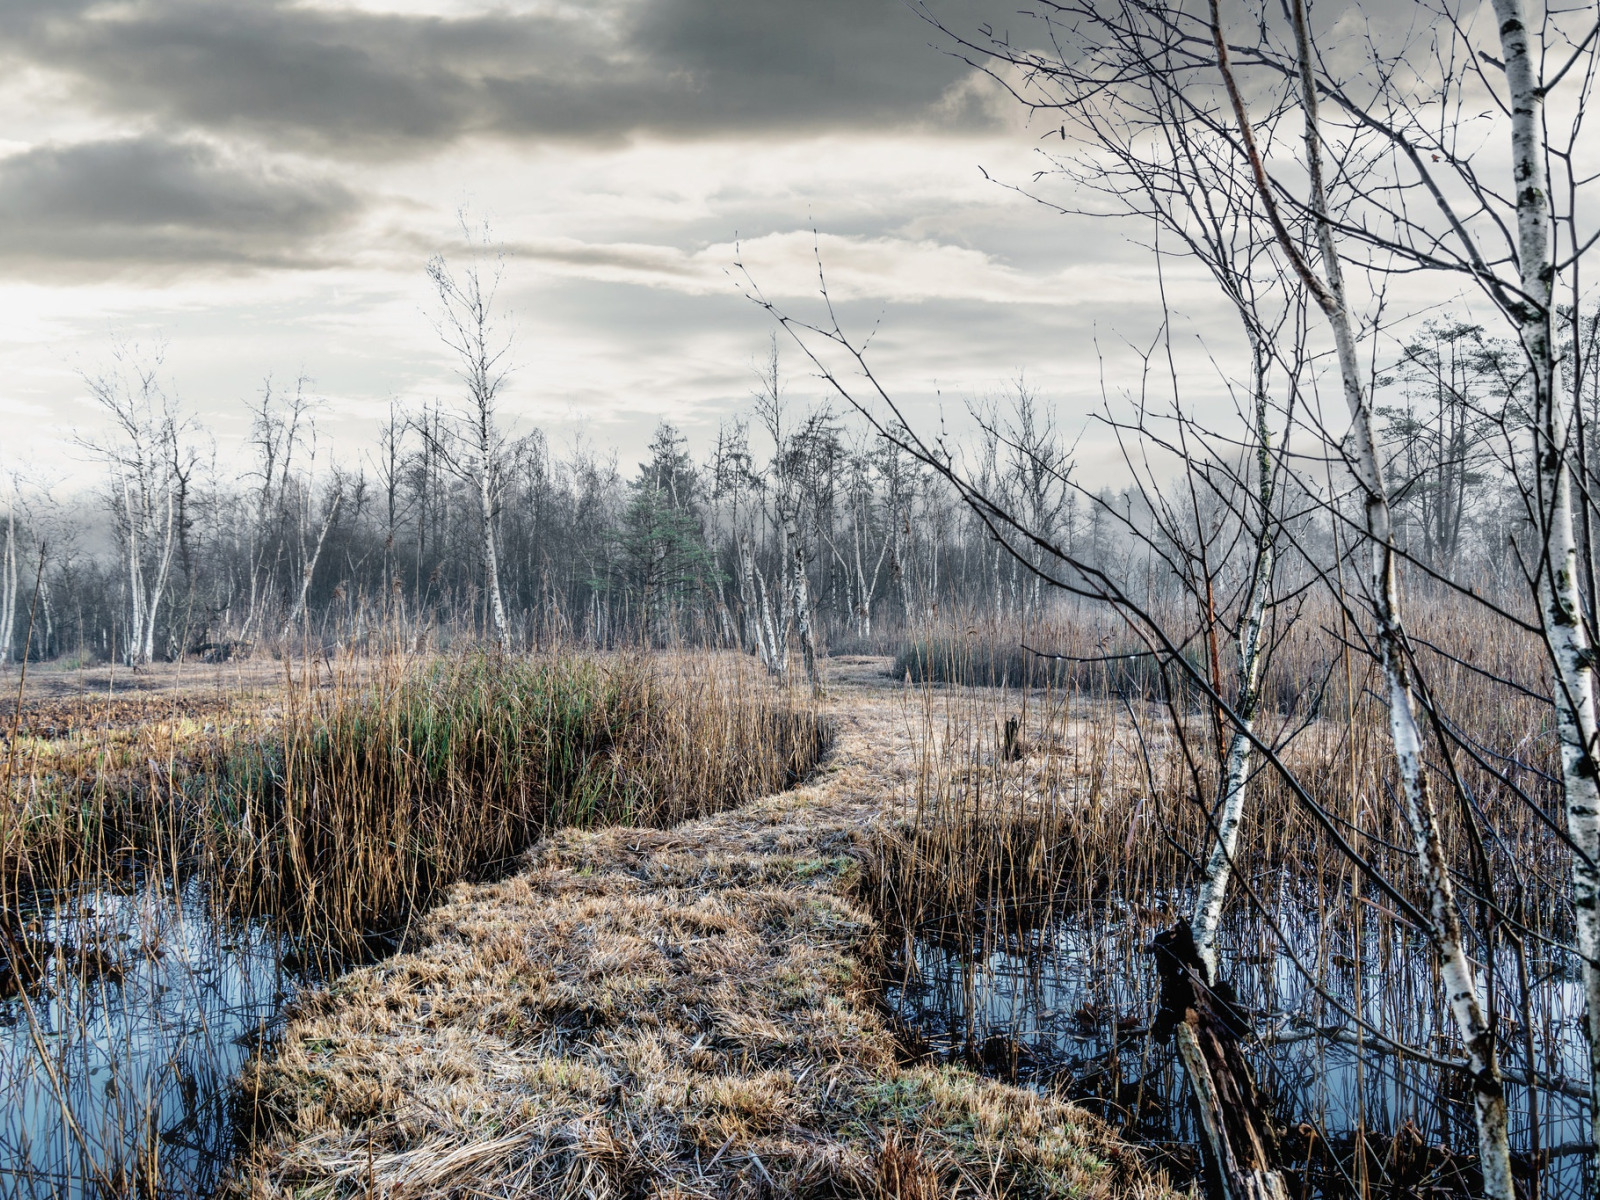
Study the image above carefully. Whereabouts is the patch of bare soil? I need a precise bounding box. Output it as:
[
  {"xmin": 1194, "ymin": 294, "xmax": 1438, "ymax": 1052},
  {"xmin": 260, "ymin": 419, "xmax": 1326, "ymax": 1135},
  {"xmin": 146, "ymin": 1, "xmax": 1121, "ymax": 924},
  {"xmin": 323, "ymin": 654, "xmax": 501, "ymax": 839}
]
[
  {"xmin": 228, "ymin": 660, "xmax": 1177, "ymax": 1199},
  {"xmin": 1, "ymin": 655, "xmax": 297, "ymax": 701}
]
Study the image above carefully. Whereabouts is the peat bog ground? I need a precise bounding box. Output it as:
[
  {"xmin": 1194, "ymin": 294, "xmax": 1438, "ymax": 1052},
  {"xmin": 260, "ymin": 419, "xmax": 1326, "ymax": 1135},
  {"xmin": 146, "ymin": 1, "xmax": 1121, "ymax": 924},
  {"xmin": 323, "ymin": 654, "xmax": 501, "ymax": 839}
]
[{"xmin": 6, "ymin": 641, "xmax": 1569, "ymax": 1199}]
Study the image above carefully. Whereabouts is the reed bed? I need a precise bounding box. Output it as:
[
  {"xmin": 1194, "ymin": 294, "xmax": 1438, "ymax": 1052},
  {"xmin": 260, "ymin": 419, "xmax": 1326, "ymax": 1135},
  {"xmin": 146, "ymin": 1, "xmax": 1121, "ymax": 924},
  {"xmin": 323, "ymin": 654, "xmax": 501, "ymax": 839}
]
[
  {"xmin": 0, "ymin": 647, "xmax": 828, "ymax": 1197},
  {"xmin": 869, "ymin": 597, "xmax": 1583, "ymax": 1196},
  {"xmin": 2, "ymin": 651, "xmax": 827, "ymax": 952},
  {"xmin": 212, "ymin": 651, "xmax": 829, "ymax": 955}
]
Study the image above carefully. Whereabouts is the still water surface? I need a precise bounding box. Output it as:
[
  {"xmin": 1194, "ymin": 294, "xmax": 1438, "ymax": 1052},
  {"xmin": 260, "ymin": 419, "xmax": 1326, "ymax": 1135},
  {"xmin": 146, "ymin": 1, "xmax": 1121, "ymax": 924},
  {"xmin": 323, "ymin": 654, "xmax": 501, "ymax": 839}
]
[
  {"xmin": 889, "ymin": 898, "xmax": 1592, "ymax": 1197},
  {"xmin": 1, "ymin": 880, "xmax": 303, "ymax": 1198}
]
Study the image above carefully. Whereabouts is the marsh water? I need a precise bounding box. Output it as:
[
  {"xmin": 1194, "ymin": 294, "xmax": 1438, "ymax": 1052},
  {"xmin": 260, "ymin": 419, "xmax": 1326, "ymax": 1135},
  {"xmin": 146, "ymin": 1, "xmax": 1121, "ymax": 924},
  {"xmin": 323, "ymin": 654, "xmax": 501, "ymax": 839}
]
[
  {"xmin": 0, "ymin": 881, "xmax": 305, "ymax": 1198},
  {"xmin": 889, "ymin": 896, "xmax": 1593, "ymax": 1197}
]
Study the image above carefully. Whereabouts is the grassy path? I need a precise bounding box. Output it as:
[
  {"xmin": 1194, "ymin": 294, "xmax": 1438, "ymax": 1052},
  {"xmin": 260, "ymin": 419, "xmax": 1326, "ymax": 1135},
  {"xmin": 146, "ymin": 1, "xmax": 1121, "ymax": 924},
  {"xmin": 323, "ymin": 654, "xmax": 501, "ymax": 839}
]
[{"xmin": 230, "ymin": 661, "xmax": 1175, "ymax": 1199}]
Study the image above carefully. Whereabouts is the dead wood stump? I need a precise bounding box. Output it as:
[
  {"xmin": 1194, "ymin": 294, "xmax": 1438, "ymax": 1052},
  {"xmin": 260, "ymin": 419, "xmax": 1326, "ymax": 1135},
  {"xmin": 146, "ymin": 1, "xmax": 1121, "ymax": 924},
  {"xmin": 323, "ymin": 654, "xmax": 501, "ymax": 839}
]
[{"xmin": 1151, "ymin": 920, "xmax": 1289, "ymax": 1200}]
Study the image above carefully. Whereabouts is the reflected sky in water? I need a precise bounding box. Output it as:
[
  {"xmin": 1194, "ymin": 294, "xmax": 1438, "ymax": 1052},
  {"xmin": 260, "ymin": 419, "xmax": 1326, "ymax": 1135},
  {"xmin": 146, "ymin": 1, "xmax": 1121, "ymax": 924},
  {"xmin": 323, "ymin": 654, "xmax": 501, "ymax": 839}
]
[
  {"xmin": 0, "ymin": 880, "xmax": 302, "ymax": 1199},
  {"xmin": 889, "ymin": 898, "xmax": 1592, "ymax": 1197}
]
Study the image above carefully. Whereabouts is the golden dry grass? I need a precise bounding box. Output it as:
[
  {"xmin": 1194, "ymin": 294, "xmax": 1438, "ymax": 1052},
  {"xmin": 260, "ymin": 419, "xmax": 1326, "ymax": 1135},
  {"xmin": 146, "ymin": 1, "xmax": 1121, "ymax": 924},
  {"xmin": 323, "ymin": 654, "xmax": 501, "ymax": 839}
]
[{"xmin": 226, "ymin": 658, "xmax": 1178, "ymax": 1200}]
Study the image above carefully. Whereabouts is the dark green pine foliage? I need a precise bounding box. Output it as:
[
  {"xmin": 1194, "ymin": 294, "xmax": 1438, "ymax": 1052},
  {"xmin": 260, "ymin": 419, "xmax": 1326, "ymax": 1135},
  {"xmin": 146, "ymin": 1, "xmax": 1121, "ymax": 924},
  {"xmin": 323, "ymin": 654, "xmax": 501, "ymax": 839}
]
[{"xmin": 620, "ymin": 423, "xmax": 717, "ymax": 639}]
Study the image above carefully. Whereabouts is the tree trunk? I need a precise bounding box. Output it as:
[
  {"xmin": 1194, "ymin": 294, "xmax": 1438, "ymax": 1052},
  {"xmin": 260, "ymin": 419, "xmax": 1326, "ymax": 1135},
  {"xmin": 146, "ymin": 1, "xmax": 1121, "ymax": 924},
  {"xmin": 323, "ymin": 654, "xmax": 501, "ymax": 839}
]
[
  {"xmin": 1489, "ymin": 0, "xmax": 1600, "ymax": 1169},
  {"xmin": 1214, "ymin": 0, "xmax": 1512, "ymax": 1188},
  {"xmin": 281, "ymin": 492, "xmax": 342, "ymax": 644},
  {"xmin": 1154, "ymin": 923, "xmax": 1288, "ymax": 1200},
  {"xmin": 788, "ymin": 516, "xmax": 821, "ymax": 695},
  {"xmin": 124, "ymin": 477, "xmax": 147, "ymax": 666},
  {"xmin": 0, "ymin": 503, "xmax": 16, "ymax": 665},
  {"xmin": 141, "ymin": 482, "xmax": 177, "ymax": 664},
  {"xmin": 1191, "ymin": 345, "xmax": 1275, "ymax": 982},
  {"xmin": 741, "ymin": 530, "xmax": 782, "ymax": 673},
  {"xmin": 482, "ymin": 469, "xmax": 511, "ymax": 653}
]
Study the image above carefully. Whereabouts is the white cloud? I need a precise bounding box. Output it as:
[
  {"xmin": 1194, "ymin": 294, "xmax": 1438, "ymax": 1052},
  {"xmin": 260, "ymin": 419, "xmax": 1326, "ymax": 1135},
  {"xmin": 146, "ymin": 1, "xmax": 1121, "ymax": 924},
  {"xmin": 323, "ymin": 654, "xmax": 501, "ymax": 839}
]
[{"xmin": 509, "ymin": 229, "xmax": 1185, "ymax": 308}]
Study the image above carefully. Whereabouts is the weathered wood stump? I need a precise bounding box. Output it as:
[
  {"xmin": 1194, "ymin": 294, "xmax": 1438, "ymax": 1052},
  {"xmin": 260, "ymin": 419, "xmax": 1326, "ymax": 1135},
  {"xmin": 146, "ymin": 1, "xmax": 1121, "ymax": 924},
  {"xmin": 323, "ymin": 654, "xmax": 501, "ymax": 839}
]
[
  {"xmin": 1000, "ymin": 714, "xmax": 1026, "ymax": 761},
  {"xmin": 1151, "ymin": 920, "xmax": 1289, "ymax": 1200}
]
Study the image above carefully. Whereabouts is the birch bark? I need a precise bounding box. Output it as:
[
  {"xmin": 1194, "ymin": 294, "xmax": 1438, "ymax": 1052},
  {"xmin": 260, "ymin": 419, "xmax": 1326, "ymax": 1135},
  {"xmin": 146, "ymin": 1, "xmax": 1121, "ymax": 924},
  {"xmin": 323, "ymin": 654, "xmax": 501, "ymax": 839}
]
[
  {"xmin": 1210, "ymin": 0, "xmax": 1511, "ymax": 1189},
  {"xmin": 1488, "ymin": 0, "xmax": 1600, "ymax": 1166},
  {"xmin": 788, "ymin": 515, "xmax": 821, "ymax": 695},
  {"xmin": 0, "ymin": 500, "xmax": 17, "ymax": 665},
  {"xmin": 281, "ymin": 492, "xmax": 343, "ymax": 643},
  {"xmin": 481, "ymin": 462, "xmax": 511, "ymax": 653},
  {"xmin": 1190, "ymin": 343, "xmax": 1275, "ymax": 983},
  {"xmin": 140, "ymin": 482, "xmax": 176, "ymax": 665}
]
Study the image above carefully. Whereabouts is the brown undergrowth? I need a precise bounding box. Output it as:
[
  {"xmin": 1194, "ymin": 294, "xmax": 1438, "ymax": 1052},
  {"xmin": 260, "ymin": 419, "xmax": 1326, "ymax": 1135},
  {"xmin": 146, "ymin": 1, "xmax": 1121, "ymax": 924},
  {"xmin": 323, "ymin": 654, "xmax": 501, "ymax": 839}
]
[{"xmin": 227, "ymin": 659, "xmax": 1176, "ymax": 1200}]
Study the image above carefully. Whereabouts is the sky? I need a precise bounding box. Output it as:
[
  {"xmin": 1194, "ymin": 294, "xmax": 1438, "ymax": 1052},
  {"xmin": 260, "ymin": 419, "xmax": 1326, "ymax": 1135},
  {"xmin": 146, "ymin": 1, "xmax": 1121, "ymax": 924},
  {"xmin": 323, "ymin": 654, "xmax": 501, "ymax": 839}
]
[{"xmin": 0, "ymin": 0, "xmax": 1245, "ymax": 489}]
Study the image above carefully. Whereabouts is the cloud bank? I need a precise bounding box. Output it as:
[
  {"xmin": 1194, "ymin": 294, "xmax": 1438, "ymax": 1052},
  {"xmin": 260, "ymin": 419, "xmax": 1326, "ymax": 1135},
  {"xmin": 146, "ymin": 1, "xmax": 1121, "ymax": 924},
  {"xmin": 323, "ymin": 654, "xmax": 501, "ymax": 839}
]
[
  {"xmin": 2, "ymin": 0, "xmax": 1005, "ymax": 159},
  {"xmin": 0, "ymin": 135, "xmax": 362, "ymax": 271}
]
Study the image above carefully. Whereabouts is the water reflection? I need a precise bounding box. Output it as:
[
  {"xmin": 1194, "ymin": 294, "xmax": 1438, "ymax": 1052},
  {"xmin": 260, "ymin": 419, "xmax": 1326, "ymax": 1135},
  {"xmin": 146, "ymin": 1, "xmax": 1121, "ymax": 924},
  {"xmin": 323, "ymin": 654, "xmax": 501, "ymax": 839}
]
[
  {"xmin": 889, "ymin": 899, "xmax": 1593, "ymax": 1197},
  {"xmin": 0, "ymin": 881, "xmax": 302, "ymax": 1198}
]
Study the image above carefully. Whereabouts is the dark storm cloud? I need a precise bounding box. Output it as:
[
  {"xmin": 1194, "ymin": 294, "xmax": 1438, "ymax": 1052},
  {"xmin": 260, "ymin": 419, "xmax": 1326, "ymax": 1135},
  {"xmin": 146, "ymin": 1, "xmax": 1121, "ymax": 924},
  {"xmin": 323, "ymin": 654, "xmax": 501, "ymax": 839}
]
[
  {"xmin": 0, "ymin": 0, "xmax": 1003, "ymax": 158},
  {"xmin": 0, "ymin": 136, "xmax": 363, "ymax": 272}
]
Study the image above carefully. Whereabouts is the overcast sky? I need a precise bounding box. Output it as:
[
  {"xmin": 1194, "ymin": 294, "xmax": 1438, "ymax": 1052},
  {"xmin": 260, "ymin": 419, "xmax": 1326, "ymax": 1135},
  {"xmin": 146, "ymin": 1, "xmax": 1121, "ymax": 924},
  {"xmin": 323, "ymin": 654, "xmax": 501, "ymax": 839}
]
[{"xmin": 0, "ymin": 0, "xmax": 1239, "ymax": 487}]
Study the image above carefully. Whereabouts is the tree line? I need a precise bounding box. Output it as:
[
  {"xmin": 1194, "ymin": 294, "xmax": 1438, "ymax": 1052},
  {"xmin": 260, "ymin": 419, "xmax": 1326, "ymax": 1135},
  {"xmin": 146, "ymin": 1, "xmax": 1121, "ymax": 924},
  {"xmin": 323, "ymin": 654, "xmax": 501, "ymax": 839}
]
[{"xmin": 0, "ymin": 304, "xmax": 1572, "ymax": 677}]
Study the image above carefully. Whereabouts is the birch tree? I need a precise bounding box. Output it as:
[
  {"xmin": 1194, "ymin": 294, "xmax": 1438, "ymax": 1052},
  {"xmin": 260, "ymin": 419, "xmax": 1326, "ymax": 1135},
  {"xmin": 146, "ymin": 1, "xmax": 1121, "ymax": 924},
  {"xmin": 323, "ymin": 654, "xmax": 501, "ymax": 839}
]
[
  {"xmin": 0, "ymin": 481, "xmax": 18, "ymax": 665},
  {"xmin": 239, "ymin": 376, "xmax": 314, "ymax": 645},
  {"xmin": 752, "ymin": 339, "xmax": 823, "ymax": 690},
  {"xmin": 425, "ymin": 222, "xmax": 516, "ymax": 653},
  {"xmin": 79, "ymin": 349, "xmax": 190, "ymax": 666},
  {"xmin": 1480, "ymin": 0, "xmax": 1600, "ymax": 1171}
]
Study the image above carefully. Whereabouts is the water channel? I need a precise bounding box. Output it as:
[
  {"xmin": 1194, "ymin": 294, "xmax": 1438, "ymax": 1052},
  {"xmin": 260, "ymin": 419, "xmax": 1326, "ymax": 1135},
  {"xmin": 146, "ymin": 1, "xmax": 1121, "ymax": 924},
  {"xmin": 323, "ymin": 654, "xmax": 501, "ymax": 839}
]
[{"xmin": 889, "ymin": 898, "xmax": 1592, "ymax": 1196}]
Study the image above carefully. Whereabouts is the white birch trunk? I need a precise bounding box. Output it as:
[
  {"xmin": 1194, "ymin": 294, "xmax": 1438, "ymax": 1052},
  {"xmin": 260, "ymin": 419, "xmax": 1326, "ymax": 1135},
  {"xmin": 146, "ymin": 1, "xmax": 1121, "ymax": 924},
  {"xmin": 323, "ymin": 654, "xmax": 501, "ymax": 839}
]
[
  {"xmin": 776, "ymin": 515, "xmax": 793, "ymax": 641},
  {"xmin": 0, "ymin": 501, "xmax": 16, "ymax": 665},
  {"xmin": 1210, "ymin": 0, "xmax": 1512, "ymax": 1188},
  {"xmin": 481, "ymin": 467, "xmax": 510, "ymax": 653},
  {"xmin": 743, "ymin": 530, "xmax": 785, "ymax": 674},
  {"xmin": 124, "ymin": 476, "xmax": 147, "ymax": 665},
  {"xmin": 737, "ymin": 529, "xmax": 764, "ymax": 662},
  {"xmin": 141, "ymin": 481, "xmax": 177, "ymax": 665},
  {"xmin": 1489, "ymin": 0, "xmax": 1600, "ymax": 1167},
  {"xmin": 755, "ymin": 561, "xmax": 785, "ymax": 674},
  {"xmin": 788, "ymin": 515, "xmax": 821, "ymax": 695},
  {"xmin": 281, "ymin": 492, "xmax": 341, "ymax": 643},
  {"xmin": 1280, "ymin": 1, "xmax": 1512, "ymax": 1189},
  {"xmin": 853, "ymin": 518, "xmax": 888, "ymax": 641},
  {"xmin": 1191, "ymin": 348, "xmax": 1275, "ymax": 982}
]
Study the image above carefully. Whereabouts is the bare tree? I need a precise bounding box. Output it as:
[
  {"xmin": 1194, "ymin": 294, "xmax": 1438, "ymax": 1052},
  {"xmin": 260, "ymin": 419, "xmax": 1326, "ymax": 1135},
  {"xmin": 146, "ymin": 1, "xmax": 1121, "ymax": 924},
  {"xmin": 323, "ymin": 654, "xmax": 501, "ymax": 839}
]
[
  {"xmin": 239, "ymin": 375, "xmax": 315, "ymax": 647},
  {"xmin": 824, "ymin": 434, "xmax": 892, "ymax": 639},
  {"xmin": 751, "ymin": 339, "xmax": 823, "ymax": 691},
  {"xmin": 425, "ymin": 219, "xmax": 516, "ymax": 653},
  {"xmin": 280, "ymin": 480, "xmax": 344, "ymax": 643},
  {"xmin": 78, "ymin": 347, "xmax": 192, "ymax": 666}
]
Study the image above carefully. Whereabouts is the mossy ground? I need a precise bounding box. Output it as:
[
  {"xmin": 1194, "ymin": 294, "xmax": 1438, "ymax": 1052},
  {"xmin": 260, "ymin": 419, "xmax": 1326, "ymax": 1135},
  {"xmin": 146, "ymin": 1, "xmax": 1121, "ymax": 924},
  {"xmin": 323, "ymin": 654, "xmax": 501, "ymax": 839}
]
[{"xmin": 228, "ymin": 658, "xmax": 1179, "ymax": 1199}]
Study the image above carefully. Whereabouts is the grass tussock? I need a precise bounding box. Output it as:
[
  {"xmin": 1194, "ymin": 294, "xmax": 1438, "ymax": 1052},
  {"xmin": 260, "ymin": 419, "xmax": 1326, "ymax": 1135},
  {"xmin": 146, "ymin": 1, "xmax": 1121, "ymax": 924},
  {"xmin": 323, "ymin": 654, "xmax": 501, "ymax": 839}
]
[
  {"xmin": 219, "ymin": 652, "xmax": 828, "ymax": 953},
  {"xmin": 1, "ymin": 651, "xmax": 828, "ymax": 960},
  {"xmin": 227, "ymin": 671, "xmax": 1178, "ymax": 1200}
]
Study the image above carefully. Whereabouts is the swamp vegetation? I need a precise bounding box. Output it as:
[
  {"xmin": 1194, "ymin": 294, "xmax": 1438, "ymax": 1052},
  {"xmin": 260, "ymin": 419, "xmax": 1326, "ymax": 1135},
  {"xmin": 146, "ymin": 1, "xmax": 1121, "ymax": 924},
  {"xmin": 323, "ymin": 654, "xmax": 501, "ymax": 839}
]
[
  {"xmin": 871, "ymin": 611, "xmax": 1590, "ymax": 1197},
  {"xmin": 0, "ymin": 649, "xmax": 826, "ymax": 1196}
]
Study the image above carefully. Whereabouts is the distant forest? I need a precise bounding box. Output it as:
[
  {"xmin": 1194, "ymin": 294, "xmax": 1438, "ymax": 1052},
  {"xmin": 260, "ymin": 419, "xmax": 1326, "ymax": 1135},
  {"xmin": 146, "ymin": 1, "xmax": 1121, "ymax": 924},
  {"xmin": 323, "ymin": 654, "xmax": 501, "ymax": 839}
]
[{"xmin": 0, "ymin": 310, "xmax": 1576, "ymax": 669}]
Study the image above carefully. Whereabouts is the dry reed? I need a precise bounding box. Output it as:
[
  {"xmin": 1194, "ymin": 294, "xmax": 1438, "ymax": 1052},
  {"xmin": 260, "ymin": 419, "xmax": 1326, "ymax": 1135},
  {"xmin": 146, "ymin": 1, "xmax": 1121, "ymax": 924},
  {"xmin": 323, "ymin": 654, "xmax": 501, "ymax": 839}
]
[
  {"xmin": 0, "ymin": 646, "xmax": 829, "ymax": 1197},
  {"xmin": 868, "ymin": 595, "xmax": 1581, "ymax": 1195}
]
